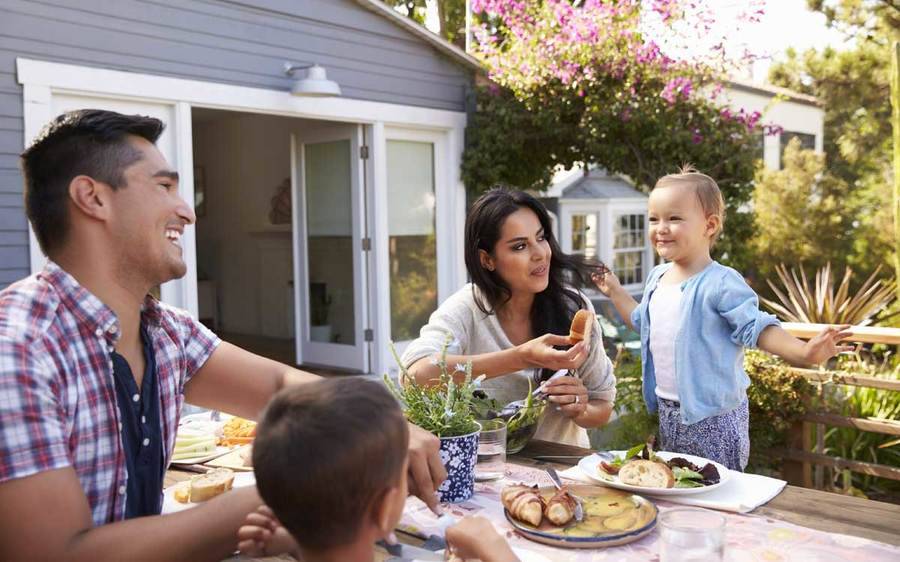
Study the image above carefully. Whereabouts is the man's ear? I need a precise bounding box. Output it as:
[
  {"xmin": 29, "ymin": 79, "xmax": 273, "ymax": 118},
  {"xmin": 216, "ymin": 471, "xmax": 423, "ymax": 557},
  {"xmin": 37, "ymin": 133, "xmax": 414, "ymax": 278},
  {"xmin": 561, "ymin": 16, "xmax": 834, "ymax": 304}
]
[
  {"xmin": 69, "ymin": 175, "xmax": 111, "ymax": 221},
  {"xmin": 372, "ymin": 485, "xmax": 402, "ymax": 539},
  {"xmin": 479, "ymin": 249, "xmax": 495, "ymax": 272}
]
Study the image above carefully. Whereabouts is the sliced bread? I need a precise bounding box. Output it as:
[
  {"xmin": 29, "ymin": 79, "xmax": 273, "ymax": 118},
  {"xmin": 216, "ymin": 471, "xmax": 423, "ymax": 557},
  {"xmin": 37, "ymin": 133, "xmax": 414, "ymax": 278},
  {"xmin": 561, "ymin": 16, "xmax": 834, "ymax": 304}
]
[
  {"xmin": 189, "ymin": 468, "xmax": 235, "ymax": 502},
  {"xmin": 618, "ymin": 459, "xmax": 675, "ymax": 488}
]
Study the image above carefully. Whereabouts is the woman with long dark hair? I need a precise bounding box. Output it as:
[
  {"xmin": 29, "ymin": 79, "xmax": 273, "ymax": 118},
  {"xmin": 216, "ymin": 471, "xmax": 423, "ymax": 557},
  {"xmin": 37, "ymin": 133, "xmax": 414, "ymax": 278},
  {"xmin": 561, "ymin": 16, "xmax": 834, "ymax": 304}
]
[{"xmin": 401, "ymin": 188, "xmax": 615, "ymax": 446}]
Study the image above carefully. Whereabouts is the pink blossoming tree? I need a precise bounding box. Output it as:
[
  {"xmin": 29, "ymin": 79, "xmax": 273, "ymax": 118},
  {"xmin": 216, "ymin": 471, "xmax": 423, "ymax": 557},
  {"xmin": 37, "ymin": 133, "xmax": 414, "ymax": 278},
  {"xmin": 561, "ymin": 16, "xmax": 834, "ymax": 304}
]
[{"xmin": 460, "ymin": 0, "xmax": 774, "ymax": 270}]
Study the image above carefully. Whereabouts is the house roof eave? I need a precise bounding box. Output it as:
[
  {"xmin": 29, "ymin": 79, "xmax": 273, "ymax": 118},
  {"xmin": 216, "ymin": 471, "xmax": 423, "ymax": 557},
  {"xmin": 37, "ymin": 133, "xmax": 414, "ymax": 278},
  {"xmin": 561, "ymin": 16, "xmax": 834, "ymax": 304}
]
[{"xmin": 352, "ymin": 0, "xmax": 484, "ymax": 74}]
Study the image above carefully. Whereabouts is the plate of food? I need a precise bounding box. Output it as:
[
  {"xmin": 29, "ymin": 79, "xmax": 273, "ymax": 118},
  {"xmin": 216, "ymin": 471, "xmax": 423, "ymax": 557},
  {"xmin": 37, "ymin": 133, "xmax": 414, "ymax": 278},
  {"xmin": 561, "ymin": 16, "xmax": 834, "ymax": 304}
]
[
  {"xmin": 501, "ymin": 483, "xmax": 657, "ymax": 548},
  {"xmin": 577, "ymin": 441, "xmax": 729, "ymax": 496},
  {"xmin": 170, "ymin": 427, "xmax": 232, "ymax": 465}
]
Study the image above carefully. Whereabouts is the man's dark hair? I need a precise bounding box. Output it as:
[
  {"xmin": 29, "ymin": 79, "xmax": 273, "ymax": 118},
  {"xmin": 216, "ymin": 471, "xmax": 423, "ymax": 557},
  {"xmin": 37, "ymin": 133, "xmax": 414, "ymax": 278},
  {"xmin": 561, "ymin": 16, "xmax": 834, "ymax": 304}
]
[
  {"xmin": 252, "ymin": 378, "xmax": 409, "ymax": 551},
  {"xmin": 20, "ymin": 109, "xmax": 164, "ymax": 254}
]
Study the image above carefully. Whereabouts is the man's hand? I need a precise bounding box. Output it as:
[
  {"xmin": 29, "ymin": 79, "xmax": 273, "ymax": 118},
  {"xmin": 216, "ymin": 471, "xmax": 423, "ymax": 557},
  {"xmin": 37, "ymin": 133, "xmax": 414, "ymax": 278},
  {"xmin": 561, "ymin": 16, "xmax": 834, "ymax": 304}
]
[
  {"xmin": 406, "ymin": 423, "xmax": 447, "ymax": 514},
  {"xmin": 802, "ymin": 324, "xmax": 854, "ymax": 365}
]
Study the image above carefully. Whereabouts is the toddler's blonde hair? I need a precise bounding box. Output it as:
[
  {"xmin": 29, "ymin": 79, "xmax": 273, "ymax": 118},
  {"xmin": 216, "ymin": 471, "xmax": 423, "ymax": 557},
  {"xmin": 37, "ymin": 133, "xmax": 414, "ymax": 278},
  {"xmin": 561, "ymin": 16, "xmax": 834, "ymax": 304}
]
[{"xmin": 653, "ymin": 164, "xmax": 725, "ymax": 244}]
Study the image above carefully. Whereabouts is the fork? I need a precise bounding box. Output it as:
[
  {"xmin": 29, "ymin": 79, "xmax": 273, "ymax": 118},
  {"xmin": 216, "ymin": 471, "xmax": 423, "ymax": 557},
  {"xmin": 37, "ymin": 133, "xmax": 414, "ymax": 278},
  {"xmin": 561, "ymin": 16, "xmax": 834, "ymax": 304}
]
[{"xmin": 545, "ymin": 467, "xmax": 584, "ymax": 522}]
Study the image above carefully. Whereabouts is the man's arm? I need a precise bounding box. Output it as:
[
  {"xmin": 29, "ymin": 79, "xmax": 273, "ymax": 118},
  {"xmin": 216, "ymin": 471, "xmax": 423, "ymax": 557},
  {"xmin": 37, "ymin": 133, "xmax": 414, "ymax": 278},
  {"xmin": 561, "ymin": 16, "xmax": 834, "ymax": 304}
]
[
  {"xmin": 183, "ymin": 342, "xmax": 447, "ymax": 512},
  {"xmin": 183, "ymin": 341, "xmax": 320, "ymax": 420},
  {"xmin": 0, "ymin": 467, "xmax": 261, "ymax": 562}
]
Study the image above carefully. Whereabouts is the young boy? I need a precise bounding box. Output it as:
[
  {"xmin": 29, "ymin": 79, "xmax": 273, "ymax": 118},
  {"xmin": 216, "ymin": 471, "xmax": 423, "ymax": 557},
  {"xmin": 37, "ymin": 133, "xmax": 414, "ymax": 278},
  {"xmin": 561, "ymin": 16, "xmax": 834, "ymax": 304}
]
[{"xmin": 239, "ymin": 378, "xmax": 518, "ymax": 562}]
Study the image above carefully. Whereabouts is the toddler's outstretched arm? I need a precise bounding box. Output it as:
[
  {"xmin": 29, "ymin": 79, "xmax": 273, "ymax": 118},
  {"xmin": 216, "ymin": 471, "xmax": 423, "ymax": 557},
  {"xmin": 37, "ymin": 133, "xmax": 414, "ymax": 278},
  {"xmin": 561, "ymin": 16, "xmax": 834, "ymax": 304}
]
[
  {"xmin": 592, "ymin": 269, "xmax": 638, "ymax": 331},
  {"xmin": 445, "ymin": 516, "xmax": 519, "ymax": 562},
  {"xmin": 757, "ymin": 324, "xmax": 854, "ymax": 366}
]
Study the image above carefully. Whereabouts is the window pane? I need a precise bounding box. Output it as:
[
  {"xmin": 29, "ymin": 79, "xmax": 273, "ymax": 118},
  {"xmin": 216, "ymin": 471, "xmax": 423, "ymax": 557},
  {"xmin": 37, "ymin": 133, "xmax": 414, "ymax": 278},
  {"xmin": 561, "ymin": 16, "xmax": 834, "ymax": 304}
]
[
  {"xmin": 305, "ymin": 140, "xmax": 355, "ymax": 345},
  {"xmin": 571, "ymin": 215, "xmax": 586, "ymax": 252},
  {"xmin": 571, "ymin": 214, "xmax": 596, "ymax": 259},
  {"xmin": 613, "ymin": 213, "xmax": 646, "ymax": 249},
  {"xmin": 387, "ymin": 140, "xmax": 438, "ymax": 342},
  {"xmin": 614, "ymin": 250, "xmax": 644, "ymax": 286}
]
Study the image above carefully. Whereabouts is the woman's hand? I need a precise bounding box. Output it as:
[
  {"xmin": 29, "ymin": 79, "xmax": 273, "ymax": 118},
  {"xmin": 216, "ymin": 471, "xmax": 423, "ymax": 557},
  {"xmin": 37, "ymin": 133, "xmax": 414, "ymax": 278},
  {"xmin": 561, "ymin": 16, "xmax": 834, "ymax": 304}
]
[
  {"xmin": 515, "ymin": 334, "xmax": 588, "ymax": 371},
  {"xmin": 539, "ymin": 375, "xmax": 589, "ymax": 420},
  {"xmin": 236, "ymin": 505, "xmax": 299, "ymax": 558}
]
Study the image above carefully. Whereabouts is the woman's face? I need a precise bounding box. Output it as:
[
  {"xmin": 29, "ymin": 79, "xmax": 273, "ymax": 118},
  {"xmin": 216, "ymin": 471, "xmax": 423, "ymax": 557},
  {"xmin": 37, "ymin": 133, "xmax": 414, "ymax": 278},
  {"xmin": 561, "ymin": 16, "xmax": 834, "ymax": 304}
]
[{"xmin": 480, "ymin": 207, "xmax": 551, "ymax": 296}]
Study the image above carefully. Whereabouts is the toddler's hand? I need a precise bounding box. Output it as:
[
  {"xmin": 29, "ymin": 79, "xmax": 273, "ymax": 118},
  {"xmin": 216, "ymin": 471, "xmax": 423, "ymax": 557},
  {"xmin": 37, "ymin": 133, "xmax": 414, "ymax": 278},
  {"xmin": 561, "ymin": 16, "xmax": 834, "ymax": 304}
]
[
  {"xmin": 445, "ymin": 516, "xmax": 519, "ymax": 562},
  {"xmin": 236, "ymin": 505, "xmax": 300, "ymax": 558},
  {"xmin": 591, "ymin": 266, "xmax": 621, "ymax": 297},
  {"xmin": 802, "ymin": 324, "xmax": 854, "ymax": 365}
]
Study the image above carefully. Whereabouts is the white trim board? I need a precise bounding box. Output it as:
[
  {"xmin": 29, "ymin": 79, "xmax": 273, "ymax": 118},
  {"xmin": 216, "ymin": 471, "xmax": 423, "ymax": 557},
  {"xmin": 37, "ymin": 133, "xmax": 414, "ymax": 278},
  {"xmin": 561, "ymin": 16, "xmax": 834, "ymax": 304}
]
[{"xmin": 16, "ymin": 59, "xmax": 467, "ymax": 131}]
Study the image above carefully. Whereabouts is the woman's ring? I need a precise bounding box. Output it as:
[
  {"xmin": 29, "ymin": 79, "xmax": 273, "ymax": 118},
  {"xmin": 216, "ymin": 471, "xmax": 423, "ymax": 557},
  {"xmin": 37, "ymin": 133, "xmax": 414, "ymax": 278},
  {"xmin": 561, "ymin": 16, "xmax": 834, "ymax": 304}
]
[{"xmin": 574, "ymin": 395, "xmax": 581, "ymax": 404}]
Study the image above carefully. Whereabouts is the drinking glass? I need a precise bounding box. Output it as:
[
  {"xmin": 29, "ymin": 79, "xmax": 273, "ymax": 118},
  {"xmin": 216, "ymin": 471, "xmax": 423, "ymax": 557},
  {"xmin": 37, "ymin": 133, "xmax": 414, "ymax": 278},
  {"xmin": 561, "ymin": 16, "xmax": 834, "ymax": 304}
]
[
  {"xmin": 474, "ymin": 419, "xmax": 507, "ymax": 481},
  {"xmin": 659, "ymin": 508, "xmax": 725, "ymax": 562}
]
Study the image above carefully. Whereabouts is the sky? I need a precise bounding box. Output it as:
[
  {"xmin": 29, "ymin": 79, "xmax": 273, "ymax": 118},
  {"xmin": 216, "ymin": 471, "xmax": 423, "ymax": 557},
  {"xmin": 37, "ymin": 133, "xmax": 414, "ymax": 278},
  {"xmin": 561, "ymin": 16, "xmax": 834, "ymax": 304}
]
[{"xmin": 420, "ymin": 0, "xmax": 851, "ymax": 83}]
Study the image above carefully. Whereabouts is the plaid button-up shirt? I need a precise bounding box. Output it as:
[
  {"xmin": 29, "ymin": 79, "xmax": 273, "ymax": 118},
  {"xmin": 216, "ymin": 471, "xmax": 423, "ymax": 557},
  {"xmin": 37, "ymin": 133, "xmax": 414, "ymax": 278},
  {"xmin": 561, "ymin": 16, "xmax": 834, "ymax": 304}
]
[{"xmin": 0, "ymin": 262, "xmax": 219, "ymax": 524}]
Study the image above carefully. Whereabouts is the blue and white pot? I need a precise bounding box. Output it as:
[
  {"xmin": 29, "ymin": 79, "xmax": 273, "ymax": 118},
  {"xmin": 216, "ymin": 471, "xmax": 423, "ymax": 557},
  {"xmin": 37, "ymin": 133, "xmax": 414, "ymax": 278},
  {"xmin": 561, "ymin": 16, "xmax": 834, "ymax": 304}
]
[{"xmin": 436, "ymin": 425, "xmax": 480, "ymax": 503}]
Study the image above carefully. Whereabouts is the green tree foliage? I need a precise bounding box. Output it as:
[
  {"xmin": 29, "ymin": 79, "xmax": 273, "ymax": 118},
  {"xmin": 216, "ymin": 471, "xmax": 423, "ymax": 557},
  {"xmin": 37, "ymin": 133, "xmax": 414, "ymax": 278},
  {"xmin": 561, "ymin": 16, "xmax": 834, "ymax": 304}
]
[
  {"xmin": 767, "ymin": 0, "xmax": 898, "ymax": 279},
  {"xmin": 751, "ymin": 139, "xmax": 856, "ymax": 281},
  {"xmin": 382, "ymin": 1, "xmax": 467, "ymax": 48}
]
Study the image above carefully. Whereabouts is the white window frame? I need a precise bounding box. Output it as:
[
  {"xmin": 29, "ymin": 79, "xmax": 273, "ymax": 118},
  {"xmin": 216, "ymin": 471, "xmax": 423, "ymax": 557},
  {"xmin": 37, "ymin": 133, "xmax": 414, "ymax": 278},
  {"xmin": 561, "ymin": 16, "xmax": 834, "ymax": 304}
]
[
  {"xmin": 558, "ymin": 199, "xmax": 649, "ymax": 296},
  {"xmin": 610, "ymin": 211, "xmax": 647, "ymax": 289}
]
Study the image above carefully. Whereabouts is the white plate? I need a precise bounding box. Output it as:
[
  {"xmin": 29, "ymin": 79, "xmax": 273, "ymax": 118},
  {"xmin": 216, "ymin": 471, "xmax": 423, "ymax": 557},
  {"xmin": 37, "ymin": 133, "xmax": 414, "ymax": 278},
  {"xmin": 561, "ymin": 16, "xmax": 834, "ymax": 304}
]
[
  {"xmin": 577, "ymin": 450, "xmax": 730, "ymax": 496},
  {"xmin": 162, "ymin": 472, "xmax": 256, "ymax": 514},
  {"xmin": 169, "ymin": 446, "xmax": 233, "ymax": 466}
]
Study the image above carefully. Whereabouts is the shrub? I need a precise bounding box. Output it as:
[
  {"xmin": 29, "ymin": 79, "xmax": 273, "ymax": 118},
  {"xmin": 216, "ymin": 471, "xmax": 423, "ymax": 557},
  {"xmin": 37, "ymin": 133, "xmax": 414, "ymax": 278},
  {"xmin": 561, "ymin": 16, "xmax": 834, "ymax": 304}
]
[
  {"xmin": 744, "ymin": 350, "xmax": 814, "ymax": 472},
  {"xmin": 590, "ymin": 349, "xmax": 659, "ymax": 451}
]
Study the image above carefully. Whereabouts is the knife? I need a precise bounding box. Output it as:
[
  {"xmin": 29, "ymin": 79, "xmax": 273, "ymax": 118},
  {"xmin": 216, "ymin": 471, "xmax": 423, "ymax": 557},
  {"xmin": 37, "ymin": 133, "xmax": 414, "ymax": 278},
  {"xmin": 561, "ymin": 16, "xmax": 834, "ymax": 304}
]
[{"xmin": 376, "ymin": 539, "xmax": 445, "ymax": 561}]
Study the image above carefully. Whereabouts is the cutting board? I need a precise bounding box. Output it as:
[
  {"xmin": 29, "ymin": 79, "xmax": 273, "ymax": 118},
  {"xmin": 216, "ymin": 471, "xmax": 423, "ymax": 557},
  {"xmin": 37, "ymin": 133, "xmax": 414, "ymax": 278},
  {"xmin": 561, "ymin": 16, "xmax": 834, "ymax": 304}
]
[{"xmin": 204, "ymin": 444, "xmax": 253, "ymax": 472}]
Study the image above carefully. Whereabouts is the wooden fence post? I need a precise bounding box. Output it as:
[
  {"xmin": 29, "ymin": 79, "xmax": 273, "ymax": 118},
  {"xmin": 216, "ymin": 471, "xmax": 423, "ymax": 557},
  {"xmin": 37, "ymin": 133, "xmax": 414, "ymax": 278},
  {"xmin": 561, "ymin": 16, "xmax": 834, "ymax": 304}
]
[
  {"xmin": 892, "ymin": 41, "xmax": 900, "ymax": 299},
  {"xmin": 782, "ymin": 420, "xmax": 813, "ymax": 487}
]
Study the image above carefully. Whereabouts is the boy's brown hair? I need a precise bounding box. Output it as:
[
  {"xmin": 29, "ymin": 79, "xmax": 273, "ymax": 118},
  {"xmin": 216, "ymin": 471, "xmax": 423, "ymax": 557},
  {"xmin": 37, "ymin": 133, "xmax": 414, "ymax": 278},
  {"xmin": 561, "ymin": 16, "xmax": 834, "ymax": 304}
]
[
  {"xmin": 653, "ymin": 164, "xmax": 726, "ymax": 244},
  {"xmin": 252, "ymin": 378, "xmax": 409, "ymax": 551}
]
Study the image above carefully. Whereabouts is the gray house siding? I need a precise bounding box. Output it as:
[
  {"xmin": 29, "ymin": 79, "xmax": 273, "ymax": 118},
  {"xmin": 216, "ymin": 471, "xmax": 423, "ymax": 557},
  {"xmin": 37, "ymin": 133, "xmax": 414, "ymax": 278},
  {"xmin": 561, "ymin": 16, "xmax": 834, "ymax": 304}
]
[{"xmin": 0, "ymin": 0, "xmax": 473, "ymax": 287}]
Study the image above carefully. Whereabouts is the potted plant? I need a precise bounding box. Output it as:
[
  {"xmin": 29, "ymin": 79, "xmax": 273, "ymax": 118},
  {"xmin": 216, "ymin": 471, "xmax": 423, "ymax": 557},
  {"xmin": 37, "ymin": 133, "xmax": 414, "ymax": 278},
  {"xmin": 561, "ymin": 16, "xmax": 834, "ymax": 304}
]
[{"xmin": 384, "ymin": 338, "xmax": 483, "ymax": 503}]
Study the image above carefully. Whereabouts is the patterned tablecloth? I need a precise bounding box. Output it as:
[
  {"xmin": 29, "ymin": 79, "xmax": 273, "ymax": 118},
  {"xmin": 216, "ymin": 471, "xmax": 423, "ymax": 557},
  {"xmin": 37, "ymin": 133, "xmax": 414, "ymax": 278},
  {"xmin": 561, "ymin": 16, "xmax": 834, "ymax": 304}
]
[{"xmin": 398, "ymin": 463, "xmax": 900, "ymax": 562}]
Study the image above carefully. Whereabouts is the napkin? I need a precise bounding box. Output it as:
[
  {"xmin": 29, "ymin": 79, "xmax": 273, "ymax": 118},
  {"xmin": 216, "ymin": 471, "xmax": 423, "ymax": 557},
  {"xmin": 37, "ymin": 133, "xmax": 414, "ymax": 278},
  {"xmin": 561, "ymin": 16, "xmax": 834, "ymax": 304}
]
[{"xmin": 559, "ymin": 464, "xmax": 786, "ymax": 513}]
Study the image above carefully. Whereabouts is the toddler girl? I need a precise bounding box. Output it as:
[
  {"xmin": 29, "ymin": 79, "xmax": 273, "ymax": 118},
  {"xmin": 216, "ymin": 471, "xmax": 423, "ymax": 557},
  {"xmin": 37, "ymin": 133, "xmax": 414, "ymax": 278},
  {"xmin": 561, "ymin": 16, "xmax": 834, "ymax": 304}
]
[{"xmin": 594, "ymin": 165, "xmax": 851, "ymax": 470}]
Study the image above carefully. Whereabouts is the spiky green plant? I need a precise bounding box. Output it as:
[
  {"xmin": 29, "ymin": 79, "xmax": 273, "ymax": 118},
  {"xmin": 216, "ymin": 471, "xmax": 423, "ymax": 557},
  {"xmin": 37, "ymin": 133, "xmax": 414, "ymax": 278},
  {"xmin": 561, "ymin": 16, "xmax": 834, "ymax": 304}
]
[
  {"xmin": 383, "ymin": 337, "xmax": 482, "ymax": 438},
  {"xmin": 761, "ymin": 263, "xmax": 897, "ymax": 326}
]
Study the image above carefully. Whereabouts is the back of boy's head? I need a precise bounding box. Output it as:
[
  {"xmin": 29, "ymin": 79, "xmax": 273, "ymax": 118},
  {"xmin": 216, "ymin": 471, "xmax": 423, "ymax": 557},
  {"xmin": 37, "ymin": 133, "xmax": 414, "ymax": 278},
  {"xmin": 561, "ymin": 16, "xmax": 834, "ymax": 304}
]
[
  {"xmin": 654, "ymin": 163, "xmax": 726, "ymax": 243},
  {"xmin": 252, "ymin": 378, "xmax": 409, "ymax": 551}
]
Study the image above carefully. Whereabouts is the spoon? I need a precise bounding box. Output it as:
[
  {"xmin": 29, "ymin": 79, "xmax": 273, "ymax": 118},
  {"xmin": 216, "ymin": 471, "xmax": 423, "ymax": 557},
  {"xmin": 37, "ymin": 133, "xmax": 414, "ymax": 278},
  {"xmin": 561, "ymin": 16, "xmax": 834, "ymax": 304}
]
[{"xmin": 545, "ymin": 467, "xmax": 584, "ymax": 522}]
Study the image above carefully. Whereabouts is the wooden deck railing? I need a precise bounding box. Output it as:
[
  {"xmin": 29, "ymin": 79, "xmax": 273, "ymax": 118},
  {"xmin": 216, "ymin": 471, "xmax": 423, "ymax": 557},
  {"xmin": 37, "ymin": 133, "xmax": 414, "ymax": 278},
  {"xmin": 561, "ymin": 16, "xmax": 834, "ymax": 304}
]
[{"xmin": 775, "ymin": 323, "xmax": 900, "ymax": 490}]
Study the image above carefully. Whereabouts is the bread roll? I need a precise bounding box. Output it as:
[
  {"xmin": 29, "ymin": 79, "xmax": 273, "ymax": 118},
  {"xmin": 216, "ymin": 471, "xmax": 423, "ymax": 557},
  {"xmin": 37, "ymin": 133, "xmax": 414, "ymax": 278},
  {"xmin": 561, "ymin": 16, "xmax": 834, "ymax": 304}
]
[
  {"xmin": 189, "ymin": 468, "xmax": 235, "ymax": 502},
  {"xmin": 501, "ymin": 484, "xmax": 544, "ymax": 527},
  {"xmin": 618, "ymin": 460, "xmax": 675, "ymax": 488},
  {"xmin": 569, "ymin": 309, "xmax": 594, "ymax": 343}
]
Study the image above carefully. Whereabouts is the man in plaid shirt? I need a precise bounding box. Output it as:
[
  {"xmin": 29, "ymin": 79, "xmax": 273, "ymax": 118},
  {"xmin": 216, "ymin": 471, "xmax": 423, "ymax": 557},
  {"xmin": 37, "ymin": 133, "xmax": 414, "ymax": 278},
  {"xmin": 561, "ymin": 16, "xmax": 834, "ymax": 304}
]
[{"xmin": 0, "ymin": 110, "xmax": 446, "ymax": 561}]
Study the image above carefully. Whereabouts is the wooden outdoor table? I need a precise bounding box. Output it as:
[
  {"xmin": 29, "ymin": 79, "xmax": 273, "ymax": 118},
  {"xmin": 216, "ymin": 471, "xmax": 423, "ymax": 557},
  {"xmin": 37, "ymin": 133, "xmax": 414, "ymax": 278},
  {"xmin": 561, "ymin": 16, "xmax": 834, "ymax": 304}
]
[
  {"xmin": 516, "ymin": 439, "xmax": 900, "ymax": 547},
  {"xmin": 165, "ymin": 438, "xmax": 900, "ymax": 560}
]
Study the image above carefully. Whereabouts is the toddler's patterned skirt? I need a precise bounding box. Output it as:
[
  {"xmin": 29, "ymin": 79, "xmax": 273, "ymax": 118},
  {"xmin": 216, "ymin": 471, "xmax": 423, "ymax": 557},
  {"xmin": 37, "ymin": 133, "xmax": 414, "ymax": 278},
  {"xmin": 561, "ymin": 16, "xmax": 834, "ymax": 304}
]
[{"xmin": 657, "ymin": 397, "xmax": 749, "ymax": 471}]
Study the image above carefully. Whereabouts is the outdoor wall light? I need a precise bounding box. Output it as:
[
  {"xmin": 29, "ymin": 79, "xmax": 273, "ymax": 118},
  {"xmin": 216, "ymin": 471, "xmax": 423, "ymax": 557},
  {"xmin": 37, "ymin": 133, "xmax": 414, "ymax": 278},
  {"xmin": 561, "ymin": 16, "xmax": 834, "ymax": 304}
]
[{"xmin": 283, "ymin": 62, "xmax": 342, "ymax": 97}]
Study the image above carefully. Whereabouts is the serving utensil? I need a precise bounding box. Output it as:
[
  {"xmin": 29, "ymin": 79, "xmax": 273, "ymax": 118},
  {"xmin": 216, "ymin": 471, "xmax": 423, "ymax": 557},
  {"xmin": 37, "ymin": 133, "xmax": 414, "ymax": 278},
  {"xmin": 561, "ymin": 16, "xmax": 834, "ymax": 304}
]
[{"xmin": 546, "ymin": 466, "xmax": 585, "ymax": 522}]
